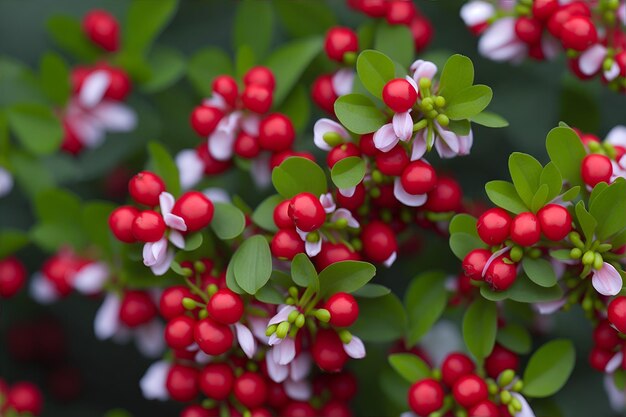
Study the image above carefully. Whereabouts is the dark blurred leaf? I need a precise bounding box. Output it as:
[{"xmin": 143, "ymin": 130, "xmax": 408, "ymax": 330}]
[
  {"xmin": 234, "ymin": 0, "xmax": 273, "ymax": 60},
  {"xmin": 141, "ymin": 46, "xmax": 186, "ymax": 93},
  {"xmin": 560, "ymin": 78, "xmax": 600, "ymax": 133},
  {"xmin": 351, "ymin": 292, "xmax": 407, "ymax": 342},
  {"xmin": 7, "ymin": 104, "xmax": 63, "ymax": 155},
  {"xmin": 147, "ymin": 141, "xmax": 181, "ymax": 197},
  {"xmin": 210, "ymin": 202, "xmax": 246, "ymax": 240},
  {"xmin": 47, "ymin": 15, "xmax": 100, "ymax": 61},
  {"xmin": 0, "ymin": 230, "xmax": 29, "ymax": 258},
  {"xmin": 39, "ymin": 52, "xmax": 70, "ymax": 105},
  {"xmin": 274, "ymin": 0, "xmax": 336, "ymax": 38},
  {"xmin": 187, "ymin": 48, "xmax": 233, "ymax": 97},
  {"xmin": 374, "ymin": 22, "xmax": 413, "ymax": 69}
]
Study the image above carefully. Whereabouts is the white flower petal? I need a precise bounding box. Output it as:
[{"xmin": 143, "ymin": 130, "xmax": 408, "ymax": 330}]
[
  {"xmin": 164, "ymin": 213, "xmax": 187, "ymax": 232},
  {"xmin": 383, "ymin": 251, "xmax": 397, "ymax": 268},
  {"xmin": 320, "ymin": 193, "xmax": 336, "ymax": 213},
  {"xmin": 203, "ymin": 188, "xmax": 230, "ymax": 204},
  {"xmin": 457, "ymin": 130, "xmax": 474, "ymax": 156},
  {"xmin": 604, "ymin": 373, "xmax": 626, "ymax": 411},
  {"xmin": 460, "ymin": 0, "xmax": 495, "ymax": 27},
  {"xmin": 80, "ymin": 70, "xmax": 110, "ymax": 108},
  {"xmin": 478, "ymin": 18, "xmax": 527, "ymax": 62},
  {"xmin": 266, "ymin": 353, "xmax": 289, "ymax": 383},
  {"xmin": 249, "ymin": 316, "xmax": 270, "ymax": 343},
  {"xmin": 159, "ymin": 192, "xmax": 175, "ymax": 217},
  {"xmin": 592, "ymin": 262, "xmax": 623, "ymax": 296},
  {"xmin": 338, "ymin": 186, "xmax": 356, "ymax": 198},
  {"xmin": 607, "ymin": 352, "xmax": 624, "ymax": 374},
  {"xmin": 94, "ymin": 294, "xmax": 121, "ymax": 340},
  {"xmin": 374, "ymin": 123, "xmax": 399, "ymax": 153},
  {"xmin": 235, "ymin": 323, "xmax": 257, "ymax": 359},
  {"xmin": 331, "ymin": 208, "xmax": 360, "ymax": 228},
  {"xmin": 393, "ymin": 112, "xmax": 413, "ymax": 142},
  {"xmin": 605, "ymin": 62, "xmax": 621, "ymax": 81},
  {"xmin": 420, "ymin": 320, "xmax": 463, "ymax": 367},
  {"xmin": 411, "ymin": 131, "xmax": 427, "ymax": 161},
  {"xmin": 204, "ymin": 93, "xmax": 228, "ymax": 111},
  {"xmin": 168, "ymin": 230, "xmax": 186, "ymax": 249},
  {"xmin": 290, "ymin": 353, "xmax": 312, "ymax": 382},
  {"xmin": 274, "ymin": 337, "xmax": 296, "ymax": 365},
  {"xmin": 393, "ymin": 178, "xmax": 427, "ymax": 207},
  {"xmin": 332, "ymin": 69, "xmax": 355, "ymax": 96},
  {"xmin": 251, "ymin": 153, "xmax": 272, "ymax": 188},
  {"xmin": 284, "ymin": 379, "xmax": 312, "ymax": 401},
  {"xmin": 534, "ymin": 299, "xmax": 566, "ymax": 315},
  {"xmin": 29, "ymin": 273, "xmax": 59, "ymax": 305},
  {"xmin": 140, "ymin": 361, "xmax": 170, "ymax": 401},
  {"xmin": 150, "ymin": 249, "xmax": 174, "ymax": 276},
  {"xmin": 208, "ymin": 129, "xmax": 236, "ymax": 161},
  {"xmin": 241, "ymin": 114, "xmax": 261, "ymax": 136},
  {"xmin": 269, "ymin": 305, "xmax": 297, "ymax": 326},
  {"xmin": 73, "ymin": 262, "xmax": 109, "ymax": 295},
  {"xmin": 605, "ymin": 126, "xmax": 626, "ymax": 148},
  {"xmin": 135, "ymin": 320, "xmax": 166, "ymax": 358},
  {"xmin": 0, "ymin": 167, "xmax": 14, "ymax": 198},
  {"xmin": 91, "ymin": 101, "xmax": 137, "ymax": 132},
  {"xmin": 343, "ymin": 335, "xmax": 366, "ymax": 359},
  {"xmin": 411, "ymin": 61, "xmax": 437, "ymax": 83},
  {"xmin": 511, "ymin": 393, "xmax": 536, "ymax": 417},
  {"xmin": 579, "ymin": 44, "xmax": 608, "ymax": 76},
  {"xmin": 313, "ymin": 119, "xmax": 349, "ymax": 151},
  {"xmin": 176, "ymin": 150, "xmax": 205, "ymax": 190}
]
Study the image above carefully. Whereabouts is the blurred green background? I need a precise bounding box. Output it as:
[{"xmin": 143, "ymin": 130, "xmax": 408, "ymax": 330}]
[{"xmin": 0, "ymin": 1, "xmax": 624, "ymax": 416}]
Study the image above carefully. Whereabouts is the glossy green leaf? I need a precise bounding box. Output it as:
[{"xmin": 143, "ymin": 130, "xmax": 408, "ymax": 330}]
[
  {"xmin": 590, "ymin": 180, "xmax": 626, "ymax": 240},
  {"xmin": 448, "ymin": 119, "xmax": 471, "ymax": 136},
  {"xmin": 47, "ymin": 16, "xmax": 100, "ymax": 61},
  {"xmin": 449, "ymin": 232, "xmax": 484, "ymax": 260},
  {"xmin": 234, "ymin": 0, "xmax": 273, "ymax": 59},
  {"xmin": 0, "ymin": 230, "xmax": 29, "ymax": 258},
  {"xmin": 438, "ymin": 54, "xmax": 474, "ymax": 98},
  {"xmin": 373, "ymin": 23, "xmax": 413, "ymax": 68},
  {"xmin": 211, "ymin": 203, "xmax": 246, "ymax": 240},
  {"xmin": 405, "ymin": 271, "xmax": 448, "ymax": 345},
  {"xmin": 351, "ymin": 292, "xmax": 407, "ymax": 342},
  {"xmin": 252, "ymin": 194, "xmax": 283, "ymax": 232},
  {"xmin": 470, "ymin": 111, "xmax": 509, "ymax": 128},
  {"xmin": 561, "ymin": 186, "xmax": 580, "ymax": 202},
  {"xmin": 183, "ymin": 233, "xmax": 203, "ymax": 251},
  {"xmin": 546, "ymin": 127, "xmax": 586, "ymax": 187},
  {"xmin": 123, "ymin": 0, "xmax": 179, "ymax": 55},
  {"xmin": 141, "ymin": 47, "xmax": 186, "ymax": 93},
  {"xmin": 39, "ymin": 52, "xmax": 70, "ymax": 105},
  {"xmin": 485, "ymin": 180, "xmax": 528, "ymax": 214},
  {"xmin": 508, "ymin": 152, "xmax": 543, "ymax": 207},
  {"xmin": 388, "ymin": 353, "xmax": 431, "ymax": 383},
  {"xmin": 334, "ymin": 94, "xmax": 387, "ymax": 134},
  {"xmin": 353, "ymin": 284, "xmax": 391, "ymax": 298},
  {"xmin": 255, "ymin": 284, "xmax": 284, "ymax": 304},
  {"xmin": 449, "ymin": 214, "xmax": 479, "ymax": 237},
  {"xmin": 8, "ymin": 104, "xmax": 63, "ymax": 155},
  {"xmin": 531, "ymin": 184, "xmax": 550, "ymax": 213},
  {"xmin": 356, "ymin": 50, "xmax": 395, "ymax": 99},
  {"xmin": 539, "ymin": 162, "xmax": 563, "ymax": 203},
  {"xmin": 445, "ymin": 85, "xmax": 493, "ymax": 121},
  {"xmin": 271, "ymin": 156, "xmax": 327, "ymax": 199},
  {"xmin": 575, "ymin": 201, "xmax": 597, "ymax": 243},
  {"xmin": 318, "ymin": 261, "xmax": 376, "ymax": 298},
  {"xmin": 291, "ymin": 253, "xmax": 319, "ymax": 291},
  {"xmin": 331, "ymin": 156, "xmax": 366, "ymax": 190},
  {"xmin": 187, "ymin": 48, "xmax": 233, "ymax": 96},
  {"xmin": 463, "ymin": 298, "xmax": 497, "ymax": 363},
  {"xmin": 233, "ymin": 235, "xmax": 273, "ymax": 294},
  {"xmin": 523, "ymin": 339, "xmax": 575, "ymax": 398},
  {"xmin": 147, "ymin": 142, "xmax": 181, "ymax": 197},
  {"xmin": 496, "ymin": 323, "xmax": 532, "ymax": 354},
  {"xmin": 274, "ymin": 0, "xmax": 336, "ymax": 38},
  {"xmin": 523, "ymin": 257, "xmax": 557, "ymax": 288}
]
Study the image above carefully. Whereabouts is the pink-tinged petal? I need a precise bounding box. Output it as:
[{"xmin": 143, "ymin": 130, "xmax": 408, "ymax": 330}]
[
  {"xmin": 208, "ymin": 129, "xmax": 236, "ymax": 161},
  {"xmin": 135, "ymin": 320, "xmax": 166, "ymax": 358},
  {"xmin": 579, "ymin": 44, "xmax": 608, "ymax": 76},
  {"xmin": 619, "ymin": 2, "xmax": 625, "ymax": 24},
  {"xmin": 274, "ymin": 337, "xmax": 296, "ymax": 365},
  {"xmin": 235, "ymin": 323, "xmax": 257, "ymax": 359},
  {"xmin": 67, "ymin": 113, "xmax": 105, "ymax": 148},
  {"xmin": 510, "ymin": 393, "xmax": 536, "ymax": 417},
  {"xmin": 550, "ymin": 259, "xmax": 566, "ymax": 279},
  {"xmin": 411, "ymin": 61, "xmax": 437, "ymax": 83},
  {"xmin": 606, "ymin": 126, "xmax": 626, "ymax": 148},
  {"xmin": 249, "ymin": 317, "xmax": 270, "ymax": 343},
  {"xmin": 435, "ymin": 122, "xmax": 460, "ymax": 156},
  {"xmin": 290, "ymin": 353, "xmax": 312, "ymax": 382},
  {"xmin": 605, "ymin": 62, "xmax": 621, "ymax": 81},
  {"xmin": 339, "ymin": 186, "xmax": 356, "ymax": 198},
  {"xmin": 251, "ymin": 153, "xmax": 272, "ymax": 188},
  {"xmin": 164, "ymin": 213, "xmax": 187, "ymax": 232},
  {"xmin": 269, "ymin": 305, "xmax": 297, "ymax": 326},
  {"xmin": 203, "ymin": 188, "xmax": 230, "ymax": 204},
  {"xmin": 460, "ymin": 1, "xmax": 495, "ymax": 26},
  {"xmin": 405, "ymin": 76, "xmax": 419, "ymax": 94},
  {"xmin": 241, "ymin": 114, "xmax": 261, "ymax": 136},
  {"xmin": 383, "ymin": 251, "xmax": 397, "ymax": 268},
  {"xmin": 266, "ymin": 354, "xmax": 289, "ymax": 383},
  {"xmin": 541, "ymin": 35, "xmax": 561, "ymax": 61},
  {"xmin": 482, "ymin": 246, "xmax": 511, "ymax": 278},
  {"xmin": 176, "ymin": 149, "xmax": 205, "ymax": 190},
  {"xmin": 374, "ymin": 123, "xmax": 399, "ymax": 153},
  {"xmin": 80, "ymin": 70, "xmax": 110, "ymax": 108},
  {"xmin": 159, "ymin": 192, "xmax": 175, "ymax": 216},
  {"xmin": 314, "ymin": 119, "xmax": 349, "ymax": 151},
  {"xmin": 195, "ymin": 350, "xmax": 213, "ymax": 364},
  {"xmin": 204, "ymin": 93, "xmax": 228, "ymax": 111},
  {"xmin": 478, "ymin": 18, "xmax": 527, "ymax": 62},
  {"xmin": 320, "ymin": 193, "xmax": 336, "ymax": 213},
  {"xmin": 295, "ymin": 228, "xmax": 309, "ymax": 241},
  {"xmin": 305, "ymin": 238, "xmax": 323, "ymax": 257},
  {"xmin": 593, "ymin": 262, "xmax": 623, "ymax": 296},
  {"xmin": 331, "ymin": 208, "xmax": 360, "ymax": 228},
  {"xmin": 94, "ymin": 294, "xmax": 121, "ymax": 340},
  {"xmin": 607, "ymin": 352, "xmax": 624, "ymax": 373},
  {"xmin": 393, "ymin": 178, "xmax": 427, "ymax": 207},
  {"xmin": 400, "ymin": 412, "xmax": 418, "ymax": 417},
  {"xmin": 140, "ymin": 361, "xmax": 170, "ymax": 401},
  {"xmin": 143, "ymin": 238, "xmax": 168, "ymax": 267},
  {"xmin": 534, "ymin": 298, "xmax": 566, "ymax": 315},
  {"xmin": 457, "ymin": 130, "xmax": 474, "ymax": 156},
  {"xmin": 150, "ymin": 250, "xmax": 174, "ymax": 276},
  {"xmin": 284, "ymin": 379, "xmax": 312, "ymax": 401},
  {"xmin": 332, "ymin": 68, "xmax": 355, "ymax": 96},
  {"xmin": 73, "ymin": 262, "xmax": 109, "ymax": 295},
  {"xmin": 343, "ymin": 335, "xmax": 366, "ymax": 359},
  {"xmin": 0, "ymin": 167, "xmax": 13, "ymax": 198},
  {"xmin": 393, "ymin": 112, "xmax": 413, "ymax": 142},
  {"xmin": 604, "ymin": 373, "xmax": 626, "ymax": 412},
  {"xmin": 411, "ymin": 131, "xmax": 427, "ymax": 161},
  {"xmin": 168, "ymin": 230, "xmax": 186, "ymax": 249},
  {"xmin": 91, "ymin": 101, "xmax": 137, "ymax": 132},
  {"xmin": 29, "ymin": 273, "xmax": 59, "ymax": 305},
  {"xmin": 420, "ymin": 321, "xmax": 463, "ymax": 367}
]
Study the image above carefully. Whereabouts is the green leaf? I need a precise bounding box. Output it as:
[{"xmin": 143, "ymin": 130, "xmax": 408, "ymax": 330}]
[
  {"xmin": 470, "ymin": 111, "xmax": 509, "ymax": 128},
  {"xmin": 449, "ymin": 232, "xmax": 485, "ymax": 260},
  {"xmin": 523, "ymin": 339, "xmax": 575, "ymax": 398},
  {"xmin": 438, "ymin": 54, "xmax": 474, "ymax": 99},
  {"xmin": 9, "ymin": 152, "xmax": 55, "ymax": 197},
  {"xmin": 0, "ymin": 230, "xmax": 29, "ymax": 258},
  {"xmin": 271, "ymin": 156, "xmax": 327, "ymax": 199},
  {"xmin": 141, "ymin": 47, "xmax": 186, "ymax": 93},
  {"xmin": 449, "ymin": 214, "xmax": 479, "ymax": 237},
  {"xmin": 187, "ymin": 48, "xmax": 233, "ymax": 96},
  {"xmin": 211, "ymin": 203, "xmax": 246, "ymax": 240},
  {"xmin": 39, "ymin": 52, "xmax": 70, "ymax": 105},
  {"xmin": 550, "ymin": 249, "xmax": 572, "ymax": 261},
  {"xmin": 560, "ymin": 186, "xmax": 580, "ymax": 202},
  {"xmin": 235, "ymin": 45, "xmax": 256, "ymax": 79},
  {"xmin": 353, "ymin": 284, "xmax": 391, "ymax": 298},
  {"xmin": 508, "ymin": 152, "xmax": 543, "ymax": 207},
  {"xmin": 274, "ymin": 0, "xmax": 336, "ymax": 38},
  {"xmin": 531, "ymin": 184, "xmax": 550, "ymax": 213},
  {"xmin": 356, "ymin": 50, "xmax": 395, "ymax": 99},
  {"xmin": 373, "ymin": 23, "xmax": 413, "ymax": 68},
  {"xmin": 481, "ymin": 274, "xmax": 563, "ymax": 303},
  {"xmin": 331, "ymin": 156, "xmax": 366, "ymax": 190},
  {"xmin": 147, "ymin": 142, "xmax": 181, "ymax": 197},
  {"xmin": 522, "ymin": 257, "xmax": 557, "ymax": 288},
  {"xmin": 31, "ymin": 189, "xmax": 86, "ymax": 251},
  {"xmin": 496, "ymin": 323, "xmax": 532, "ymax": 355},
  {"xmin": 7, "ymin": 104, "xmax": 63, "ymax": 155},
  {"xmin": 448, "ymin": 119, "xmax": 471, "ymax": 136},
  {"xmin": 445, "ymin": 85, "xmax": 493, "ymax": 121},
  {"xmin": 277, "ymin": 84, "xmax": 310, "ymax": 134},
  {"xmin": 104, "ymin": 409, "xmax": 133, "ymax": 417},
  {"xmin": 575, "ymin": 201, "xmax": 597, "ymax": 243},
  {"xmin": 546, "ymin": 127, "xmax": 586, "ymax": 187},
  {"xmin": 225, "ymin": 260, "xmax": 245, "ymax": 294},
  {"xmin": 252, "ymin": 194, "xmax": 283, "ymax": 232},
  {"xmin": 590, "ymin": 180, "xmax": 626, "ymax": 240},
  {"xmin": 82, "ymin": 201, "xmax": 117, "ymax": 257},
  {"xmin": 255, "ymin": 284, "xmax": 285, "ymax": 304},
  {"xmin": 233, "ymin": 235, "xmax": 273, "ymax": 294},
  {"xmin": 234, "ymin": 0, "xmax": 273, "ymax": 59},
  {"xmin": 183, "ymin": 233, "xmax": 203, "ymax": 251},
  {"xmin": 485, "ymin": 180, "xmax": 528, "ymax": 214},
  {"xmin": 351, "ymin": 292, "xmax": 407, "ymax": 342},
  {"xmin": 334, "ymin": 94, "xmax": 387, "ymax": 134},
  {"xmin": 405, "ymin": 272, "xmax": 448, "ymax": 345},
  {"xmin": 291, "ymin": 253, "xmax": 319, "ymax": 291},
  {"xmin": 265, "ymin": 37, "xmax": 323, "ymax": 107},
  {"xmin": 47, "ymin": 16, "xmax": 100, "ymax": 61},
  {"xmin": 388, "ymin": 353, "xmax": 431, "ymax": 383},
  {"xmin": 463, "ymin": 298, "xmax": 497, "ymax": 363},
  {"xmin": 123, "ymin": 0, "xmax": 179, "ymax": 56},
  {"xmin": 318, "ymin": 261, "xmax": 376, "ymax": 298}
]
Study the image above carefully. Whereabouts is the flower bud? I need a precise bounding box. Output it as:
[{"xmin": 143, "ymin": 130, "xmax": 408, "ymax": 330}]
[
  {"xmin": 315, "ymin": 308, "xmax": 331, "ymax": 322},
  {"xmin": 276, "ymin": 321, "xmax": 290, "ymax": 338}
]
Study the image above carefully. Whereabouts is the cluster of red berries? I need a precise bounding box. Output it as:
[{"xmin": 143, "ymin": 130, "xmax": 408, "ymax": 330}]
[
  {"xmin": 589, "ymin": 317, "xmax": 624, "ymax": 372},
  {"xmin": 0, "ymin": 379, "xmax": 43, "ymax": 416},
  {"xmin": 37, "ymin": 250, "xmax": 93, "ymax": 298},
  {"xmin": 82, "ymin": 9, "xmax": 120, "ymax": 52},
  {"xmin": 0, "ymin": 256, "xmax": 26, "ymax": 298}
]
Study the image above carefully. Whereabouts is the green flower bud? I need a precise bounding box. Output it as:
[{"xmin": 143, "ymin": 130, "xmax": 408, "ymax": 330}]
[
  {"xmin": 510, "ymin": 246, "xmax": 524, "ymax": 262},
  {"xmin": 488, "ymin": 382, "xmax": 499, "ymax": 395},
  {"xmin": 570, "ymin": 248, "xmax": 582, "ymax": 259},
  {"xmin": 182, "ymin": 297, "xmax": 198, "ymax": 310},
  {"xmin": 335, "ymin": 217, "xmax": 349, "ymax": 229},
  {"xmin": 511, "ymin": 397, "xmax": 522, "ymax": 411},
  {"xmin": 194, "ymin": 260, "xmax": 206, "ymax": 273},
  {"xmin": 315, "ymin": 308, "xmax": 331, "ymax": 323},
  {"xmin": 323, "ymin": 131, "xmax": 344, "ymax": 147},
  {"xmin": 372, "ymin": 169, "xmax": 383, "ymax": 184},
  {"xmin": 512, "ymin": 380, "xmax": 524, "ymax": 392},
  {"xmin": 370, "ymin": 187, "xmax": 381, "ymax": 198},
  {"xmin": 306, "ymin": 231, "xmax": 320, "ymax": 243},
  {"xmin": 201, "ymin": 399, "xmax": 216, "ymax": 409},
  {"xmin": 351, "ymin": 238, "xmax": 363, "ymax": 252},
  {"xmin": 343, "ymin": 52, "xmax": 357, "ymax": 66},
  {"xmin": 338, "ymin": 329, "xmax": 352, "ymax": 344},
  {"xmin": 285, "ymin": 297, "xmax": 296, "ymax": 305},
  {"xmin": 582, "ymin": 250, "xmax": 595, "ymax": 265},
  {"xmin": 288, "ymin": 309, "xmax": 299, "ymax": 323},
  {"xmin": 419, "ymin": 78, "xmax": 432, "ymax": 90},
  {"xmin": 295, "ymin": 314, "xmax": 306, "ymax": 328},
  {"xmin": 593, "ymin": 252, "xmax": 604, "ymax": 270},
  {"xmin": 431, "ymin": 368, "xmax": 442, "ymax": 381},
  {"xmin": 288, "ymin": 286, "xmax": 299, "ymax": 298},
  {"xmin": 436, "ymin": 114, "xmax": 449, "ymax": 127},
  {"xmin": 434, "ymin": 96, "xmax": 446, "ymax": 108},
  {"xmin": 500, "ymin": 390, "xmax": 512, "ymax": 405},
  {"xmin": 569, "ymin": 232, "xmax": 584, "ymax": 248},
  {"xmin": 498, "ymin": 369, "xmax": 515, "ymax": 387},
  {"xmin": 181, "ymin": 267, "xmax": 194, "ymax": 277},
  {"xmin": 207, "ymin": 284, "xmax": 218, "ymax": 297},
  {"xmin": 276, "ymin": 321, "xmax": 290, "ymax": 339},
  {"xmin": 266, "ymin": 324, "xmax": 277, "ymax": 336}
]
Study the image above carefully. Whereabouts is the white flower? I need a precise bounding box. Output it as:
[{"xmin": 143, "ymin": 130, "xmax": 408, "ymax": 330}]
[
  {"xmin": 410, "ymin": 60, "xmax": 437, "ymax": 84},
  {"xmin": 0, "ymin": 167, "xmax": 13, "ymax": 198},
  {"xmin": 343, "ymin": 335, "xmax": 366, "ymax": 359},
  {"xmin": 176, "ymin": 149, "xmax": 205, "ymax": 190},
  {"xmin": 332, "ymin": 69, "xmax": 355, "ymax": 97},
  {"xmin": 29, "ymin": 272, "xmax": 60, "ymax": 304},
  {"xmin": 140, "ymin": 361, "xmax": 170, "ymax": 401},
  {"xmin": 460, "ymin": 1, "xmax": 495, "ymax": 28},
  {"xmin": 592, "ymin": 262, "xmax": 623, "ymax": 296},
  {"xmin": 479, "ymin": 17, "xmax": 527, "ymax": 63},
  {"xmin": 313, "ymin": 119, "xmax": 350, "ymax": 151},
  {"xmin": 73, "ymin": 262, "xmax": 109, "ymax": 295},
  {"xmin": 208, "ymin": 111, "xmax": 242, "ymax": 161}
]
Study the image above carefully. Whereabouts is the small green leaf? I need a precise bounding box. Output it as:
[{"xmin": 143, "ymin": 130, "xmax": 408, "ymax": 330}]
[
  {"xmin": 187, "ymin": 48, "xmax": 233, "ymax": 96},
  {"xmin": 353, "ymin": 284, "xmax": 391, "ymax": 298},
  {"xmin": 82, "ymin": 201, "xmax": 116, "ymax": 257},
  {"xmin": 449, "ymin": 232, "xmax": 485, "ymax": 260},
  {"xmin": 575, "ymin": 201, "xmax": 597, "ymax": 243},
  {"xmin": 351, "ymin": 292, "xmax": 407, "ymax": 342},
  {"xmin": 531, "ymin": 184, "xmax": 550, "ymax": 213},
  {"xmin": 485, "ymin": 180, "xmax": 528, "ymax": 214},
  {"xmin": 546, "ymin": 127, "xmax": 586, "ymax": 187},
  {"xmin": 448, "ymin": 119, "xmax": 471, "ymax": 136},
  {"xmin": 331, "ymin": 156, "xmax": 366, "ymax": 190},
  {"xmin": 234, "ymin": 0, "xmax": 273, "ymax": 60},
  {"xmin": 356, "ymin": 50, "xmax": 395, "ymax": 98},
  {"xmin": 47, "ymin": 16, "xmax": 100, "ymax": 61},
  {"xmin": 147, "ymin": 142, "xmax": 181, "ymax": 197},
  {"xmin": 439, "ymin": 54, "xmax": 474, "ymax": 98},
  {"xmin": 445, "ymin": 85, "xmax": 493, "ymax": 121},
  {"xmin": 274, "ymin": 0, "xmax": 337, "ymax": 38},
  {"xmin": 183, "ymin": 233, "xmax": 203, "ymax": 251},
  {"xmin": 463, "ymin": 298, "xmax": 497, "ymax": 363},
  {"xmin": 233, "ymin": 235, "xmax": 273, "ymax": 294},
  {"xmin": 235, "ymin": 44, "xmax": 256, "ymax": 80},
  {"xmin": 523, "ymin": 339, "xmax": 575, "ymax": 398},
  {"xmin": 39, "ymin": 52, "xmax": 70, "ymax": 105},
  {"xmin": 31, "ymin": 188, "xmax": 86, "ymax": 251},
  {"xmin": 522, "ymin": 257, "xmax": 557, "ymax": 288},
  {"xmin": 0, "ymin": 230, "xmax": 29, "ymax": 258},
  {"xmin": 252, "ymin": 194, "xmax": 283, "ymax": 232},
  {"xmin": 122, "ymin": 0, "xmax": 179, "ymax": 55},
  {"xmin": 8, "ymin": 104, "xmax": 63, "ymax": 155},
  {"xmin": 318, "ymin": 261, "xmax": 376, "ymax": 298},
  {"xmin": 539, "ymin": 162, "xmax": 563, "ymax": 203},
  {"xmin": 271, "ymin": 156, "xmax": 327, "ymax": 199},
  {"xmin": 211, "ymin": 203, "xmax": 246, "ymax": 240},
  {"xmin": 561, "ymin": 186, "xmax": 580, "ymax": 202},
  {"xmin": 291, "ymin": 253, "xmax": 319, "ymax": 291},
  {"xmin": 141, "ymin": 46, "xmax": 186, "ymax": 93},
  {"xmin": 405, "ymin": 272, "xmax": 448, "ymax": 345},
  {"xmin": 470, "ymin": 111, "xmax": 509, "ymax": 128},
  {"xmin": 590, "ymin": 180, "xmax": 626, "ymax": 240},
  {"xmin": 277, "ymin": 84, "xmax": 310, "ymax": 134},
  {"xmin": 508, "ymin": 152, "xmax": 543, "ymax": 207},
  {"xmin": 388, "ymin": 353, "xmax": 431, "ymax": 383},
  {"xmin": 334, "ymin": 94, "xmax": 387, "ymax": 134},
  {"xmin": 373, "ymin": 23, "xmax": 414, "ymax": 68},
  {"xmin": 496, "ymin": 323, "xmax": 532, "ymax": 354},
  {"xmin": 449, "ymin": 214, "xmax": 479, "ymax": 237},
  {"xmin": 255, "ymin": 284, "xmax": 285, "ymax": 304},
  {"xmin": 9, "ymin": 152, "xmax": 55, "ymax": 197}
]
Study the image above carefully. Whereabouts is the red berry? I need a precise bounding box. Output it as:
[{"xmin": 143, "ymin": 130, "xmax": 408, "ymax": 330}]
[
  {"xmin": 234, "ymin": 132, "xmax": 261, "ymax": 159},
  {"xmin": 0, "ymin": 257, "xmax": 26, "ymax": 298},
  {"xmin": 469, "ymin": 400, "xmax": 500, "ymax": 417},
  {"xmin": 281, "ymin": 401, "xmax": 317, "ymax": 417},
  {"xmin": 359, "ymin": 133, "xmax": 377, "ymax": 156},
  {"xmin": 484, "ymin": 257, "xmax": 517, "ymax": 291},
  {"xmin": 510, "ymin": 212, "xmax": 541, "ymax": 247},
  {"xmin": 312, "ymin": 329, "xmax": 349, "ymax": 372},
  {"xmin": 537, "ymin": 204, "xmax": 572, "ymax": 241},
  {"xmin": 328, "ymin": 372, "xmax": 358, "ymax": 401},
  {"xmin": 83, "ymin": 10, "xmax": 119, "ymax": 52},
  {"xmin": 401, "ymin": 160, "xmax": 437, "ymax": 195},
  {"xmin": 441, "ymin": 353, "xmax": 476, "ymax": 387},
  {"xmin": 386, "ymin": 0, "xmax": 416, "ymax": 25},
  {"xmin": 181, "ymin": 405, "xmax": 214, "ymax": 417},
  {"xmin": 243, "ymin": 66, "xmax": 275, "ymax": 90},
  {"xmin": 408, "ymin": 379, "xmax": 444, "ymax": 416},
  {"xmin": 324, "ymin": 27, "xmax": 359, "ymax": 62},
  {"xmin": 424, "ymin": 177, "xmax": 462, "ymax": 212},
  {"xmin": 358, "ymin": 0, "xmax": 388, "ymax": 17},
  {"xmin": 166, "ymin": 364, "xmax": 199, "ymax": 402},
  {"xmin": 477, "ymin": 208, "xmax": 512, "ymax": 245},
  {"xmin": 383, "ymin": 79, "xmax": 417, "ymax": 113},
  {"xmin": 196, "ymin": 144, "xmax": 232, "ymax": 175},
  {"xmin": 312, "ymin": 74, "xmax": 338, "ymax": 115},
  {"xmin": 485, "ymin": 344, "xmax": 519, "ymax": 378},
  {"xmin": 119, "ymin": 291, "xmax": 157, "ymax": 327},
  {"xmin": 109, "ymin": 205, "xmax": 139, "ymax": 243},
  {"xmin": 267, "ymin": 381, "xmax": 289, "ymax": 408},
  {"xmin": 160, "ymin": 286, "xmax": 194, "ymax": 320},
  {"xmin": 327, "ymin": 143, "xmax": 361, "ymax": 169},
  {"xmin": 101, "ymin": 65, "xmax": 131, "ymax": 101},
  {"xmin": 515, "ymin": 17, "xmax": 543, "ymax": 45},
  {"xmin": 375, "ymin": 145, "xmax": 409, "ymax": 176},
  {"xmin": 409, "ymin": 15, "xmax": 434, "ymax": 52},
  {"xmin": 191, "ymin": 105, "xmax": 224, "ymax": 137},
  {"xmin": 242, "ymin": 84, "xmax": 273, "ymax": 114},
  {"xmin": 42, "ymin": 254, "xmax": 81, "ymax": 296},
  {"xmin": 589, "ymin": 346, "xmax": 614, "ymax": 371},
  {"xmin": 320, "ymin": 400, "xmax": 352, "ymax": 417},
  {"xmin": 560, "ymin": 16, "xmax": 597, "ymax": 51},
  {"xmin": 132, "ymin": 210, "xmax": 166, "ymax": 242},
  {"xmin": 581, "ymin": 154, "xmax": 613, "ymax": 187},
  {"xmin": 234, "ymin": 372, "xmax": 268, "ymax": 408},
  {"xmin": 271, "ymin": 229, "xmax": 305, "ymax": 260},
  {"xmin": 129, "ymin": 171, "xmax": 166, "ymax": 207},
  {"xmin": 336, "ymin": 183, "xmax": 366, "ymax": 211},
  {"xmin": 212, "ymin": 75, "xmax": 239, "ymax": 107},
  {"xmin": 615, "ymin": 51, "xmax": 626, "ymax": 77},
  {"xmin": 532, "ymin": 0, "xmax": 559, "ymax": 21},
  {"xmin": 270, "ymin": 151, "xmax": 315, "ymax": 169},
  {"xmin": 61, "ymin": 123, "xmax": 84, "ymax": 155},
  {"xmin": 250, "ymin": 408, "xmax": 273, "ymax": 417},
  {"xmin": 6, "ymin": 382, "xmax": 43, "ymax": 415},
  {"xmin": 165, "ymin": 315, "xmax": 196, "ymax": 350},
  {"xmin": 315, "ymin": 243, "xmax": 361, "ymax": 271},
  {"xmin": 199, "ymin": 363, "xmax": 234, "ymax": 401},
  {"xmin": 462, "ymin": 249, "xmax": 491, "ymax": 280},
  {"xmin": 258, "ymin": 114, "xmax": 295, "ymax": 152},
  {"xmin": 288, "ymin": 193, "xmax": 326, "ymax": 232},
  {"xmin": 608, "ymin": 296, "xmax": 626, "ymax": 334},
  {"xmin": 207, "ymin": 288, "xmax": 244, "ymax": 324},
  {"xmin": 172, "ymin": 191, "xmax": 214, "ymax": 232},
  {"xmin": 326, "ymin": 292, "xmax": 359, "ymax": 327},
  {"xmin": 452, "ymin": 374, "xmax": 488, "ymax": 408},
  {"xmin": 547, "ymin": 3, "xmax": 590, "ymax": 37},
  {"xmin": 593, "ymin": 320, "xmax": 621, "ymax": 350},
  {"xmin": 194, "ymin": 317, "xmax": 234, "ymax": 355},
  {"xmin": 361, "ymin": 221, "xmax": 398, "ymax": 264},
  {"xmin": 274, "ymin": 200, "xmax": 294, "ymax": 229}
]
